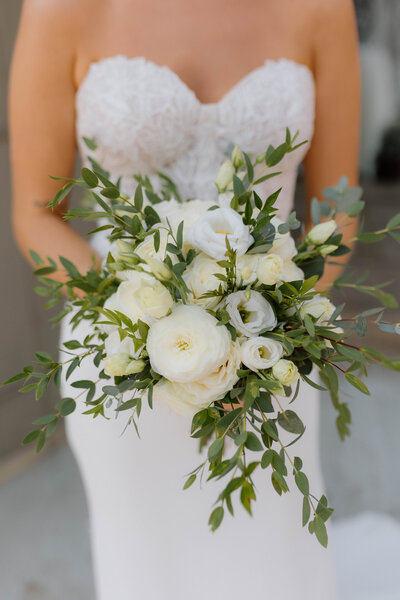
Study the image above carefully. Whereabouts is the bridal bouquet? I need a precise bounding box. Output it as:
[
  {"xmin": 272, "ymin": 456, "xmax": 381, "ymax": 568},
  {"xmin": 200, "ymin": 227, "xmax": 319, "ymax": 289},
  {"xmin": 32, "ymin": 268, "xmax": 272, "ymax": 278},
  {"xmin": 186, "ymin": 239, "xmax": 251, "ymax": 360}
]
[{"xmin": 5, "ymin": 131, "xmax": 400, "ymax": 547}]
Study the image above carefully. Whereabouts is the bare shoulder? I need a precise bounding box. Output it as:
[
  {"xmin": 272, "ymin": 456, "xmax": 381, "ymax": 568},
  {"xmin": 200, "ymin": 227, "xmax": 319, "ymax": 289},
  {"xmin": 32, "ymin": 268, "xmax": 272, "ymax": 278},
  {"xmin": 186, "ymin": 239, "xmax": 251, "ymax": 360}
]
[
  {"xmin": 306, "ymin": 0, "xmax": 357, "ymax": 30},
  {"xmin": 20, "ymin": 0, "xmax": 102, "ymax": 32}
]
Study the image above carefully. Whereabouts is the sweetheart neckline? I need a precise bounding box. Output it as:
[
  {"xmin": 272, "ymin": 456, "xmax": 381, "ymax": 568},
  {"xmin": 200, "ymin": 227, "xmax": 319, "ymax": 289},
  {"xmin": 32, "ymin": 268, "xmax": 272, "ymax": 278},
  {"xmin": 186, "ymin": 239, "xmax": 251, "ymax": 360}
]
[{"xmin": 76, "ymin": 55, "xmax": 315, "ymax": 107}]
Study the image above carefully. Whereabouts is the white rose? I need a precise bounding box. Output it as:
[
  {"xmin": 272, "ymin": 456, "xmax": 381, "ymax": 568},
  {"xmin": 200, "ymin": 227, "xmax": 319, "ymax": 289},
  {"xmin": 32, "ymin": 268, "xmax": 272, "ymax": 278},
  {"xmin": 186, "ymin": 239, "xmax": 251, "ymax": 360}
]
[
  {"xmin": 182, "ymin": 253, "xmax": 226, "ymax": 308},
  {"xmin": 104, "ymin": 354, "xmax": 146, "ymax": 377},
  {"xmin": 187, "ymin": 207, "xmax": 254, "ymax": 260},
  {"xmin": 225, "ymin": 290, "xmax": 277, "ymax": 337},
  {"xmin": 109, "ymin": 271, "xmax": 173, "ymax": 325},
  {"xmin": 280, "ymin": 260, "xmax": 305, "ymax": 282},
  {"xmin": 256, "ymin": 253, "xmax": 283, "ymax": 285},
  {"xmin": 216, "ymin": 159, "xmax": 235, "ymax": 192},
  {"xmin": 241, "ymin": 337, "xmax": 283, "ymax": 371},
  {"xmin": 306, "ymin": 220, "xmax": 337, "ymax": 245},
  {"xmin": 236, "ymin": 254, "xmax": 259, "ymax": 285},
  {"xmin": 146, "ymin": 304, "xmax": 231, "ymax": 383},
  {"xmin": 272, "ymin": 359, "xmax": 300, "ymax": 386},
  {"xmin": 152, "ymin": 341, "xmax": 241, "ymax": 415},
  {"xmin": 299, "ymin": 294, "xmax": 335, "ymax": 323}
]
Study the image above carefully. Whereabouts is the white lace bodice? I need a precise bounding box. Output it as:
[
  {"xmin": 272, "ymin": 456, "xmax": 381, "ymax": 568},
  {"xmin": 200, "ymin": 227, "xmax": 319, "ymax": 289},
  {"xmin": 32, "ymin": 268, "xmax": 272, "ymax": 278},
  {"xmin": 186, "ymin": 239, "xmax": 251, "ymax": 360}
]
[{"xmin": 76, "ymin": 55, "xmax": 315, "ymax": 232}]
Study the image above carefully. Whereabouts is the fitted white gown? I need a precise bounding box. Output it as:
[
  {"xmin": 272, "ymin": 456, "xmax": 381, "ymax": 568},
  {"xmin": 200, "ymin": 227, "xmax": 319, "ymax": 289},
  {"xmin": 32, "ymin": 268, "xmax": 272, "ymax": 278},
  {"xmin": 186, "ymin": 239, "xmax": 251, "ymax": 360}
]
[{"xmin": 60, "ymin": 55, "xmax": 337, "ymax": 599}]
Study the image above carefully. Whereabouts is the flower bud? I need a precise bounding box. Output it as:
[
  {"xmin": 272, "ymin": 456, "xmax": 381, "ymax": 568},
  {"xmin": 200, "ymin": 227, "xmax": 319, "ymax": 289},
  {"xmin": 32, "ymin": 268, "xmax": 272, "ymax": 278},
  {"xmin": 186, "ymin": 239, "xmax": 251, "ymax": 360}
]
[
  {"xmin": 272, "ymin": 359, "xmax": 300, "ymax": 386},
  {"xmin": 319, "ymin": 244, "xmax": 338, "ymax": 255},
  {"xmin": 306, "ymin": 220, "xmax": 337, "ymax": 245},
  {"xmin": 146, "ymin": 257, "xmax": 172, "ymax": 280},
  {"xmin": 216, "ymin": 160, "xmax": 235, "ymax": 192},
  {"xmin": 231, "ymin": 145, "xmax": 244, "ymax": 168},
  {"xmin": 105, "ymin": 354, "xmax": 146, "ymax": 377}
]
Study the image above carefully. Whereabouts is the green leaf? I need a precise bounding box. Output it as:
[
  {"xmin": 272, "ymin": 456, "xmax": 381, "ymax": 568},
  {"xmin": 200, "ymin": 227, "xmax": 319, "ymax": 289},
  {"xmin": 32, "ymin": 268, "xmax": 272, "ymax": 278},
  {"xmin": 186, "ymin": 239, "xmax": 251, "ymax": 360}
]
[
  {"xmin": 81, "ymin": 168, "xmax": 98, "ymax": 188},
  {"xmin": 244, "ymin": 431, "xmax": 263, "ymax": 452},
  {"xmin": 277, "ymin": 410, "xmax": 305, "ymax": 434},
  {"xmin": 261, "ymin": 420, "xmax": 279, "ymax": 441},
  {"xmin": 295, "ymin": 471, "xmax": 310, "ymax": 495},
  {"xmin": 261, "ymin": 449, "xmax": 273, "ymax": 468},
  {"xmin": 304, "ymin": 314, "xmax": 315, "ymax": 337},
  {"xmin": 345, "ymin": 373, "xmax": 370, "ymax": 395},
  {"xmin": 36, "ymin": 431, "xmax": 46, "ymax": 453},
  {"xmin": 208, "ymin": 506, "xmax": 224, "ymax": 531},
  {"xmin": 59, "ymin": 256, "xmax": 81, "ymax": 280},
  {"xmin": 266, "ymin": 142, "xmax": 288, "ymax": 166},
  {"xmin": 183, "ymin": 474, "xmax": 196, "ymax": 490},
  {"xmin": 29, "ymin": 249, "xmax": 44, "ymax": 266},
  {"xmin": 208, "ymin": 437, "xmax": 224, "ymax": 462},
  {"xmin": 82, "ymin": 136, "xmax": 97, "ymax": 151},
  {"xmin": 314, "ymin": 517, "xmax": 328, "ymax": 548},
  {"xmin": 134, "ymin": 184, "xmax": 143, "ymax": 211},
  {"xmin": 32, "ymin": 414, "xmax": 58, "ymax": 426},
  {"xmin": 22, "ymin": 430, "xmax": 41, "ymax": 445},
  {"xmin": 302, "ymin": 496, "xmax": 311, "ymax": 526},
  {"xmin": 60, "ymin": 398, "xmax": 76, "ymax": 417},
  {"xmin": 101, "ymin": 187, "xmax": 120, "ymax": 199},
  {"xmin": 346, "ymin": 200, "xmax": 365, "ymax": 217}
]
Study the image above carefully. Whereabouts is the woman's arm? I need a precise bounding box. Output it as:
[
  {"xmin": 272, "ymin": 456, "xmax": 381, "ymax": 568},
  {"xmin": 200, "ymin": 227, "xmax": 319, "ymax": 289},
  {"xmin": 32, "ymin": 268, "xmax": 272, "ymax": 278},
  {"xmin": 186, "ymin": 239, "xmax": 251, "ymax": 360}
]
[
  {"xmin": 9, "ymin": 0, "xmax": 101, "ymax": 283},
  {"xmin": 304, "ymin": 0, "xmax": 361, "ymax": 291}
]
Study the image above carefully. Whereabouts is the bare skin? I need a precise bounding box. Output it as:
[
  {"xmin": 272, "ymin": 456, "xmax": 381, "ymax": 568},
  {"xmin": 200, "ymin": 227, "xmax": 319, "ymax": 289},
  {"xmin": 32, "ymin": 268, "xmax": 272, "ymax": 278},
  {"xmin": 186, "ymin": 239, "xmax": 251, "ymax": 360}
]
[{"xmin": 9, "ymin": 0, "xmax": 360, "ymax": 290}]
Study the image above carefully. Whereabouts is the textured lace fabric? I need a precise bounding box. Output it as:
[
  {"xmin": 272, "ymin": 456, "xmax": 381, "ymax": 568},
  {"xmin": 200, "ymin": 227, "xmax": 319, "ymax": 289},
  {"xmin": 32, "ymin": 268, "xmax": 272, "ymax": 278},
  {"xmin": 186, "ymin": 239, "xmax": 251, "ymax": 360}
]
[{"xmin": 76, "ymin": 55, "xmax": 315, "ymax": 225}]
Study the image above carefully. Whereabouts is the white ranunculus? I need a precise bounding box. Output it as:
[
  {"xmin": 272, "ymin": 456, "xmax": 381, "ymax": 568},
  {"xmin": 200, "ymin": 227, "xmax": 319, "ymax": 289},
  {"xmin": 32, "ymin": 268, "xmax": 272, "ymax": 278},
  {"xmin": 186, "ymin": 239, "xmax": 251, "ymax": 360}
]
[
  {"xmin": 236, "ymin": 254, "xmax": 259, "ymax": 286},
  {"xmin": 146, "ymin": 304, "xmax": 231, "ymax": 383},
  {"xmin": 182, "ymin": 253, "xmax": 226, "ymax": 308},
  {"xmin": 280, "ymin": 260, "xmax": 305, "ymax": 282},
  {"xmin": 306, "ymin": 220, "xmax": 337, "ymax": 245},
  {"xmin": 256, "ymin": 253, "xmax": 283, "ymax": 286},
  {"xmin": 104, "ymin": 354, "xmax": 146, "ymax": 377},
  {"xmin": 299, "ymin": 294, "xmax": 335, "ymax": 323},
  {"xmin": 216, "ymin": 159, "xmax": 235, "ymax": 192},
  {"xmin": 241, "ymin": 337, "xmax": 284, "ymax": 371},
  {"xmin": 187, "ymin": 207, "xmax": 254, "ymax": 260},
  {"xmin": 225, "ymin": 290, "xmax": 277, "ymax": 337},
  {"xmin": 109, "ymin": 271, "xmax": 173, "ymax": 325},
  {"xmin": 272, "ymin": 359, "xmax": 300, "ymax": 386},
  {"xmin": 152, "ymin": 341, "xmax": 241, "ymax": 415}
]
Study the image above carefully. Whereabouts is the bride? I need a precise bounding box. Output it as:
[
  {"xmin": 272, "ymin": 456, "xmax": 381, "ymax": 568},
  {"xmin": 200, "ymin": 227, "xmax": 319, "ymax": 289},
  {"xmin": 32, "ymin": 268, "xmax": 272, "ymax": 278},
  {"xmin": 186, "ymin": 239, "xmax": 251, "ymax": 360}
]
[{"xmin": 9, "ymin": 0, "xmax": 360, "ymax": 598}]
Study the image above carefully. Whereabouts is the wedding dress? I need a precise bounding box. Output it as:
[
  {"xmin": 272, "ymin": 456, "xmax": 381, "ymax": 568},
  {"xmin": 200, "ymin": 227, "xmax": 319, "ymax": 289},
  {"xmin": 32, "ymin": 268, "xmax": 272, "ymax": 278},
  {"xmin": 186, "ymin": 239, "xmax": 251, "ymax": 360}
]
[{"xmin": 60, "ymin": 55, "xmax": 337, "ymax": 599}]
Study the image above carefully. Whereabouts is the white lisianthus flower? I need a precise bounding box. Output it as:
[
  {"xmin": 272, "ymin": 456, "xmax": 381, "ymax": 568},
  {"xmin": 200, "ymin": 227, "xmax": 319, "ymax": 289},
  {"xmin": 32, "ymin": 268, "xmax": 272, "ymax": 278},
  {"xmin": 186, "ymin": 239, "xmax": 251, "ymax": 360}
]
[
  {"xmin": 225, "ymin": 290, "xmax": 277, "ymax": 337},
  {"xmin": 319, "ymin": 244, "xmax": 338, "ymax": 255},
  {"xmin": 217, "ymin": 191, "xmax": 234, "ymax": 209},
  {"xmin": 306, "ymin": 220, "xmax": 337, "ymax": 245},
  {"xmin": 152, "ymin": 341, "xmax": 241, "ymax": 415},
  {"xmin": 280, "ymin": 260, "xmax": 305, "ymax": 282},
  {"xmin": 104, "ymin": 354, "xmax": 146, "ymax": 377},
  {"xmin": 272, "ymin": 359, "xmax": 300, "ymax": 386},
  {"xmin": 268, "ymin": 216, "xmax": 297, "ymax": 261},
  {"xmin": 216, "ymin": 159, "xmax": 235, "ymax": 192},
  {"xmin": 241, "ymin": 337, "xmax": 284, "ymax": 371},
  {"xmin": 108, "ymin": 271, "xmax": 173, "ymax": 325},
  {"xmin": 135, "ymin": 229, "xmax": 169, "ymax": 263},
  {"xmin": 299, "ymin": 294, "xmax": 335, "ymax": 324},
  {"xmin": 182, "ymin": 253, "xmax": 226, "ymax": 308},
  {"xmin": 236, "ymin": 254, "xmax": 259, "ymax": 286},
  {"xmin": 104, "ymin": 329, "xmax": 139, "ymax": 357},
  {"xmin": 256, "ymin": 253, "xmax": 283, "ymax": 286},
  {"xmin": 155, "ymin": 199, "xmax": 214, "ymax": 235},
  {"xmin": 146, "ymin": 304, "xmax": 231, "ymax": 383},
  {"xmin": 187, "ymin": 207, "xmax": 254, "ymax": 260}
]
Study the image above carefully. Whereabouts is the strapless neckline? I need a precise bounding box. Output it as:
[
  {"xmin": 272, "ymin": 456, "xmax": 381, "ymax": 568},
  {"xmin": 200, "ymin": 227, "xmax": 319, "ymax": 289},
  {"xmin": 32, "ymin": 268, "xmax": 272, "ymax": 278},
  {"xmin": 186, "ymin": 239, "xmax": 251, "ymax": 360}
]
[{"xmin": 76, "ymin": 54, "xmax": 314, "ymax": 106}]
